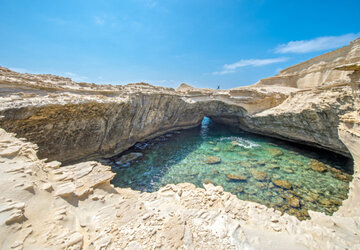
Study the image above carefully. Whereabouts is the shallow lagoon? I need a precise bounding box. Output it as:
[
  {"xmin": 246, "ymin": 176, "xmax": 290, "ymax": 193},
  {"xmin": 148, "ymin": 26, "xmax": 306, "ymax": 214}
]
[{"xmin": 110, "ymin": 118, "xmax": 353, "ymax": 220}]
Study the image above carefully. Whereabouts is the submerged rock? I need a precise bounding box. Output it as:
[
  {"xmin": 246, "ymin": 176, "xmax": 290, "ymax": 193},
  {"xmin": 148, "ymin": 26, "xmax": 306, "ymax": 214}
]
[
  {"xmin": 269, "ymin": 164, "xmax": 280, "ymax": 170},
  {"xmin": 283, "ymin": 168, "xmax": 294, "ymax": 174},
  {"xmin": 328, "ymin": 166, "xmax": 342, "ymax": 174},
  {"xmin": 272, "ymin": 179, "xmax": 292, "ymax": 190},
  {"xmin": 212, "ymin": 147, "xmax": 221, "ymax": 152},
  {"xmin": 257, "ymin": 182, "xmax": 268, "ymax": 189},
  {"xmin": 225, "ymin": 174, "xmax": 248, "ymax": 182},
  {"xmin": 251, "ymin": 170, "xmax": 269, "ymax": 181},
  {"xmin": 225, "ymin": 146, "xmax": 235, "ymax": 152},
  {"xmin": 205, "ymin": 156, "xmax": 221, "ymax": 164},
  {"xmin": 309, "ymin": 159, "xmax": 327, "ymax": 173},
  {"xmin": 202, "ymin": 179, "xmax": 215, "ymax": 185},
  {"xmin": 211, "ymin": 169, "xmax": 220, "ymax": 175},
  {"xmin": 289, "ymin": 159, "xmax": 302, "ymax": 166},
  {"xmin": 287, "ymin": 208, "xmax": 309, "ymax": 221},
  {"xmin": 115, "ymin": 152, "xmax": 143, "ymax": 166},
  {"xmin": 258, "ymin": 161, "xmax": 266, "ymax": 166},
  {"xmin": 287, "ymin": 196, "xmax": 301, "ymax": 208},
  {"xmin": 268, "ymin": 148, "xmax": 283, "ymax": 157},
  {"xmin": 245, "ymin": 189, "xmax": 257, "ymax": 195},
  {"xmin": 334, "ymin": 173, "xmax": 352, "ymax": 182},
  {"xmin": 319, "ymin": 198, "xmax": 332, "ymax": 207},
  {"xmin": 240, "ymin": 161, "xmax": 253, "ymax": 168}
]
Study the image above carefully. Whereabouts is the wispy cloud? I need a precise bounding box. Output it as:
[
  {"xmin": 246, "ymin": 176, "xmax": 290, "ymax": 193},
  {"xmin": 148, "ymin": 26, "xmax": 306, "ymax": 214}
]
[
  {"xmin": 212, "ymin": 57, "xmax": 289, "ymax": 75},
  {"xmin": 94, "ymin": 16, "xmax": 105, "ymax": 25},
  {"xmin": 143, "ymin": 0, "xmax": 158, "ymax": 8},
  {"xmin": 65, "ymin": 72, "xmax": 88, "ymax": 82},
  {"xmin": 44, "ymin": 17, "xmax": 70, "ymax": 26},
  {"xmin": 275, "ymin": 33, "xmax": 360, "ymax": 54}
]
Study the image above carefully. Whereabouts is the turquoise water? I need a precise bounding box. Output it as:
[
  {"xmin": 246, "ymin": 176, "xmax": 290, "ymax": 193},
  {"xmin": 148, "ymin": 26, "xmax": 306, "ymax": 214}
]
[{"xmin": 109, "ymin": 118, "xmax": 353, "ymax": 220}]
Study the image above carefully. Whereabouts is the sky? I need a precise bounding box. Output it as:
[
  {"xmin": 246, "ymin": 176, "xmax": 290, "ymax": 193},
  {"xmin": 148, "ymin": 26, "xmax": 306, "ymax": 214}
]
[{"xmin": 0, "ymin": 0, "xmax": 359, "ymax": 89}]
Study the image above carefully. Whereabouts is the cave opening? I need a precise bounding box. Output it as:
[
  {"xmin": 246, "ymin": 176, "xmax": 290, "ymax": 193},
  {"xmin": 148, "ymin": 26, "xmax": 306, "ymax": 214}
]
[{"xmin": 106, "ymin": 117, "xmax": 353, "ymax": 220}]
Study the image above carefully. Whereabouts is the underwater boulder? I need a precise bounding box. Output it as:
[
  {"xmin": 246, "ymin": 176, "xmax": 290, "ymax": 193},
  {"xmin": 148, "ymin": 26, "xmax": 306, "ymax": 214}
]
[
  {"xmin": 309, "ymin": 159, "xmax": 327, "ymax": 173},
  {"xmin": 115, "ymin": 152, "xmax": 143, "ymax": 166},
  {"xmin": 225, "ymin": 174, "xmax": 248, "ymax": 182},
  {"xmin": 205, "ymin": 156, "xmax": 221, "ymax": 164},
  {"xmin": 251, "ymin": 170, "xmax": 269, "ymax": 181},
  {"xmin": 272, "ymin": 179, "xmax": 292, "ymax": 190},
  {"xmin": 268, "ymin": 148, "xmax": 283, "ymax": 157}
]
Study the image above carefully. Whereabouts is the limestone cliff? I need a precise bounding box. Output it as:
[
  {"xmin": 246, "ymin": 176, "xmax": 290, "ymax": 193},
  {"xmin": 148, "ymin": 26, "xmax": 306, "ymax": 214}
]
[
  {"xmin": 1, "ymin": 39, "xmax": 359, "ymax": 162},
  {"xmin": 0, "ymin": 38, "xmax": 360, "ymax": 249},
  {"xmin": 255, "ymin": 38, "xmax": 360, "ymax": 88},
  {"xmin": 0, "ymin": 68, "xmax": 297, "ymax": 163},
  {"xmin": 0, "ymin": 76, "xmax": 204, "ymax": 163}
]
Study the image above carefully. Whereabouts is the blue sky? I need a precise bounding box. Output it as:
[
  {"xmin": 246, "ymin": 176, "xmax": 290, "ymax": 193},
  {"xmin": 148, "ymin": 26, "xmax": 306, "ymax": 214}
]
[{"xmin": 0, "ymin": 0, "xmax": 359, "ymax": 89}]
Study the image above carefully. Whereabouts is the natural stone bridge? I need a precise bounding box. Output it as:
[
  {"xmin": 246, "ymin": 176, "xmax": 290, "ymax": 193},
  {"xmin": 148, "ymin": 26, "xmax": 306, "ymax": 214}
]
[
  {"xmin": 0, "ymin": 38, "xmax": 359, "ymax": 249},
  {"xmin": 0, "ymin": 79, "xmax": 354, "ymax": 164}
]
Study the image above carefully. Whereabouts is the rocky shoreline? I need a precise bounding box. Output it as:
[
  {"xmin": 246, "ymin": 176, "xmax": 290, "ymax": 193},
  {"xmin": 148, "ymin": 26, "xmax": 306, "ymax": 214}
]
[{"xmin": 0, "ymin": 38, "xmax": 359, "ymax": 249}]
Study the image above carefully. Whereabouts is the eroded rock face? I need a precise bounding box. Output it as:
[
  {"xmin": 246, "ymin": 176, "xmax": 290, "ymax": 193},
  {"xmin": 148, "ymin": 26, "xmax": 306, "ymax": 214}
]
[
  {"xmin": 255, "ymin": 38, "xmax": 360, "ymax": 88},
  {"xmin": 0, "ymin": 39, "xmax": 359, "ymax": 249},
  {"xmin": 232, "ymin": 86, "xmax": 355, "ymax": 157},
  {"xmin": 1, "ymin": 39, "xmax": 359, "ymax": 162},
  {"xmin": 0, "ymin": 84, "xmax": 205, "ymax": 163}
]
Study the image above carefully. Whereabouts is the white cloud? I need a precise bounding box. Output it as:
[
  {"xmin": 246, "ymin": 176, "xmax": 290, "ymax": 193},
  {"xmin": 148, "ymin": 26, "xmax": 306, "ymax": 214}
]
[
  {"xmin": 275, "ymin": 33, "xmax": 360, "ymax": 54},
  {"xmin": 94, "ymin": 16, "xmax": 105, "ymax": 25},
  {"xmin": 212, "ymin": 57, "xmax": 289, "ymax": 75}
]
